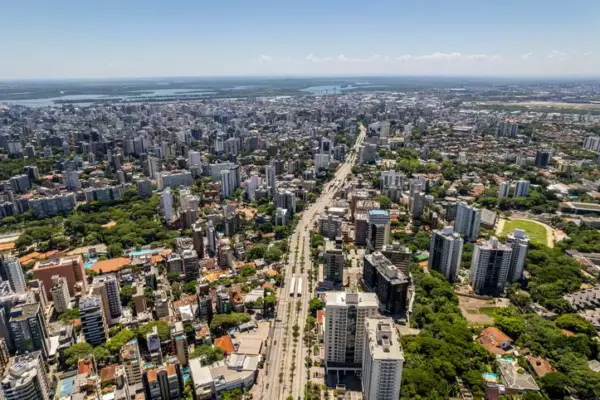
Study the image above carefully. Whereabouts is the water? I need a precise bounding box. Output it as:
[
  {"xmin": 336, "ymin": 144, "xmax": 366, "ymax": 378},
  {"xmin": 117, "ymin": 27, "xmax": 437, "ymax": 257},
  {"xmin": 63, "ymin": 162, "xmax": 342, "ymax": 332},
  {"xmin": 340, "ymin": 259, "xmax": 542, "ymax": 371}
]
[
  {"xmin": 1, "ymin": 88, "xmax": 218, "ymax": 108},
  {"xmin": 300, "ymin": 84, "xmax": 386, "ymax": 95},
  {"xmin": 83, "ymin": 258, "xmax": 98, "ymax": 270},
  {"xmin": 127, "ymin": 248, "xmax": 160, "ymax": 256},
  {"xmin": 483, "ymin": 372, "xmax": 498, "ymax": 381}
]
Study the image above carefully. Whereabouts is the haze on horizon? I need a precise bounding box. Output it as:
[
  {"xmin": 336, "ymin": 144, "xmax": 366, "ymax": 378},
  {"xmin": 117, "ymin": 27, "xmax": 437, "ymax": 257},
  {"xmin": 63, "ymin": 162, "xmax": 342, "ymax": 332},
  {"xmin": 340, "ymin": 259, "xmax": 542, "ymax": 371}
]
[{"xmin": 1, "ymin": 0, "xmax": 598, "ymax": 79}]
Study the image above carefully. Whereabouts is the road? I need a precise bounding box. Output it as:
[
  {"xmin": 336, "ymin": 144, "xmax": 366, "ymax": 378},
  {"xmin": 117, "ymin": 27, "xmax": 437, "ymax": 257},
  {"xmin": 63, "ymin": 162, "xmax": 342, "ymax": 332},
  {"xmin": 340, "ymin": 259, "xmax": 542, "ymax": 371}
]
[{"xmin": 261, "ymin": 124, "xmax": 366, "ymax": 400}]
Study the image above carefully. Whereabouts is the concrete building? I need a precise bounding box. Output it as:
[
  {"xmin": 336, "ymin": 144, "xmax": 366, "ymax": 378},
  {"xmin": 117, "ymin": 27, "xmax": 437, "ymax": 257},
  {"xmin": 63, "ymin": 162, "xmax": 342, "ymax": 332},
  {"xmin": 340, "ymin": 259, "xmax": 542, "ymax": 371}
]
[
  {"xmin": 498, "ymin": 181, "xmax": 510, "ymax": 198},
  {"xmin": 157, "ymin": 170, "xmax": 193, "ymax": 190},
  {"xmin": 362, "ymin": 318, "xmax": 404, "ymax": 400},
  {"xmin": 363, "ymin": 253, "xmax": 410, "ymax": 315},
  {"xmin": 324, "ymin": 240, "xmax": 345, "ymax": 285},
  {"xmin": 380, "ymin": 244, "xmax": 411, "ymax": 276},
  {"xmin": 469, "ymin": 237, "xmax": 512, "ymax": 295},
  {"xmin": 514, "ymin": 180, "xmax": 530, "ymax": 198},
  {"xmin": 147, "ymin": 326, "xmax": 163, "ymax": 364},
  {"xmin": 367, "ymin": 210, "xmax": 390, "ymax": 251},
  {"xmin": 120, "ymin": 338, "xmax": 142, "ymax": 386},
  {"xmin": 192, "ymin": 224, "xmax": 205, "ymax": 258},
  {"xmin": 318, "ymin": 213, "xmax": 343, "ymax": 240},
  {"xmin": 0, "ymin": 352, "xmax": 49, "ymax": 400},
  {"xmin": 91, "ymin": 274, "xmax": 122, "ymax": 325},
  {"xmin": 188, "ymin": 150, "xmax": 202, "ymax": 167},
  {"xmin": 9, "ymin": 175, "xmax": 30, "ymax": 194},
  {"xmin": 84, "ymin": 185, "xmax": 125, "ymax": 203},
  {"xmin": 429, "ymin": 226, "xmax": 464, "ymax": 282},
  {"xmin": 9, "ymin": 303, "xmax": 49, "ymax": 358},
  {"xmin": 505, "ymin": 229, "xmax": 530, "ymax": 283},
  {"xmin": 4, "ymin": 258, "xmax": 26, "ymax": 294},
  {"xmin": 535, "ymin": 150, "xmax": 551, "ymax": 169},
  {"xmin": 32, "ymin": 255, "xmax": 86, "ymax": 300},
  {"xmin": 275, "ymin": 189, "xmax": 296, "ymax": 215},
  {"xmin": 80, "ymin": 295, "xmax": 108, "ymax": 345},
  {"xmin": 354, "ymin": 212, "xmax": 368, "ymax": 246},
  {"xmin": 266, "ymin": 164, "xmax": 276, "ymax": 196},
  {"xmin": 161, "ymin": 188, "xmax": 173, "ymax": 222},
  {"xmin": 51, "ymin": 276, "xmax": 71, "ymax": 314},
  {"xmin": 324, "ymin": 291, "xmax": 378, "ymax": 371},
  {"xmin": 455, "ymin": 202, "xmax": 481, "ymax": 242},
  {"xmin": 28, "ymin": 193, "xmax": 76, "ymax": 217},
  {"xmin": 137, "ymin": 178, "xmax": 153, "ymax": 198},
  {"xmin": 63, "ymin": 169, "xmax": 80, "ymax": 191},
  {"xmin": 182, "ymin": 249, "xmax": 200, "ymax": 282}
]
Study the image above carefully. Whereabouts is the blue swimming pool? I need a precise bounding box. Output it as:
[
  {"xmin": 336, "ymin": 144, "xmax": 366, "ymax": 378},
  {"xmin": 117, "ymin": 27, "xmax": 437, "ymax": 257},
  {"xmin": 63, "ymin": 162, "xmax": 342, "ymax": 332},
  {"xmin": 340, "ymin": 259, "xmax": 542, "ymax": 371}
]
[
  {"xmin": 483, "ymin": 372, "xmax": 498, "ymax": 381},
  {"xmin": 127, "ymin": 249, "xmax": 160, "ymax": 256},
  {"xmin": 57, "ymin": 375, "xmax": 76, "ymax": 398}
]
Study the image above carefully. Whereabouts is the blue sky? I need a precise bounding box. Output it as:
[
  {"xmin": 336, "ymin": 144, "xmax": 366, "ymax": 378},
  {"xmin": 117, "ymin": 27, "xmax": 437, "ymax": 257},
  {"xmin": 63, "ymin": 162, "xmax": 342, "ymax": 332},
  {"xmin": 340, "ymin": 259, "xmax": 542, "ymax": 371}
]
[{"xmin": 0, "ymin": 0, "xmax": 598, "ymax": 78}]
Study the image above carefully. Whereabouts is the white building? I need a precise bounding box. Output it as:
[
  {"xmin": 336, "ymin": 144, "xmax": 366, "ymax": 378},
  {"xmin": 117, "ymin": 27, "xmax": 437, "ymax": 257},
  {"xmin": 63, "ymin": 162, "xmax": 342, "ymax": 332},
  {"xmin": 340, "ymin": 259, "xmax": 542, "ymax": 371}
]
[
  {"xmin": 514, "ymin": 180, "xmax": 530, "ymax": 198},
  {"xmin": 362, "ymin": 318, "xmax": 404, "ymax": 400},
  {"xmin": 221, "ymin": 169, "xmax": 234, "ymax": 199},
  {"xmin": 428, "ymin": 226, "xmax": 464, "ymax": 282},
  {"xmin": 62, "ymin": 170, "xmax": 80, "ymax": 191},
  {"xmin": 51, "ymin": 276, "xmax": 71, "ymax": 314},
  {"xmin": 4, "ymin": 257, "xmax": 26, "ymax": 294},
  {"xmin": 469, "ymin": 237, "xmax": 512, "ymax": 295},
  {"xmin": 505, "ymin": 229, "xmax": 530, "ymax": 282},
  {"xmin": 324, "ymin": 292, "xmax": 378, "ymax": 371},
  {"xmin": 455, "ymin": 202, "xmax": 481, "ymax": 242},
  {"xmin": 245, "ymin": 174, "xmax": 261, "ymax": 201},
  {"xmin": 314, "ymin": 153, "xmax": 330, "ymax": 171},
  {"xmin": 157, "ymin": 170, "xmax": 193, "ymax": 190},
  {"xmin": 188, "ymin": 150, "xmax": 202, "ymax": 167},
  {"xmin": 0, "ymin": 351, "xmax": 49, "ymax": 400},
  {"xmin": 265, "ymin": 164, "xmax": 276, "ymax": 196},
  {"xmin": 161, "ymin": 188, "xmax": 173, "ymax": 222},
  {"xmin": 381, "ymin": 170, "xmax": 404, "ymax": 189}
]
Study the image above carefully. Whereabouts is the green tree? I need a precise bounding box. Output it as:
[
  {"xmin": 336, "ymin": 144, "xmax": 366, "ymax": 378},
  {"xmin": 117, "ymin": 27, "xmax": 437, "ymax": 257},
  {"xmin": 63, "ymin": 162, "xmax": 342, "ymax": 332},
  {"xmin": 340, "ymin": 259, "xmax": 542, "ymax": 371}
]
[
  {"xmin": 309, "ymin": 298, "xmax": 324, "ymax": 316},
  {"xmin": 190, "ymin": 345, "xmax": 225, "ymax": 365},
  {"xmin": 264, "ymin": 247, "xmax": 282, "ymax": 263},
  {"xmin": 64, "ymin": 342, "xmax": 93, "ymax": 366},
  {"xmin": 377, "ymin": 195, "xmax": 393, "ymax": 210},
  {"xmin": 120, "ymin": 285, "xmax": 133, "ymax": 307}
]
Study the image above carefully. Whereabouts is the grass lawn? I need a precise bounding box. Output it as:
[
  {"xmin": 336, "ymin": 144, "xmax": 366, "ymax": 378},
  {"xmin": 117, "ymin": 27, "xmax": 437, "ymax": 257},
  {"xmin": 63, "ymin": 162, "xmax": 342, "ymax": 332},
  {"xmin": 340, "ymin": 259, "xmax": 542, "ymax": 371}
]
[{"xmin": 501, "ymin": 219, "xmax": 549, "ymax": 246}]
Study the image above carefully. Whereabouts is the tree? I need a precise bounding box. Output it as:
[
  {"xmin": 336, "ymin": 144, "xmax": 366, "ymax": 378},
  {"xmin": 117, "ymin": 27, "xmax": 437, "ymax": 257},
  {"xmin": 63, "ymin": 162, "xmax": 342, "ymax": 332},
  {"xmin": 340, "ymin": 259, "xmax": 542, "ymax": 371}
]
[
  {"xmin": 93, "ymin": 345, "xmax": 111, "ymax": 365},
  {"xmin": 120, "ymin": 285, "xmax": 133, "ymax": 307},
  {"xmin": 107, "ymin": 243, "xmax": 124, "ymax": 258},
  {"xmin": 377, "ymin": 195, "xmax": 393, "ymax": 210},
  {"xmin": 190, "ymin": 345, "xmax": 225, "ymax": 365},
  {"xmin": 184, "ymin": 281, "xmax": 198, "ymax": 295},
  {"xmin": 246, "ymin": 244, "xmax": 267, "ymax": 261},
  {"xmin": 309, "ymin": 298, "xmax": 324, "ymax": 316},
  {"xmin": 64, "ymin": 342, "xmax": 93, "ymax": 366},
  {"xmin": 555, "ymin": 313, "xmax": 597, "ymax": 336},
  {"xmin": 58, "ymin": 308, "xmax": 80, "ymax": 322},
  {"xmin": 264, "ymin": 247, "xmax": 282, "ymax": 263},
  {"xmin": 540, "ymin": 372, "xmax": 571, "ymax": 399}
]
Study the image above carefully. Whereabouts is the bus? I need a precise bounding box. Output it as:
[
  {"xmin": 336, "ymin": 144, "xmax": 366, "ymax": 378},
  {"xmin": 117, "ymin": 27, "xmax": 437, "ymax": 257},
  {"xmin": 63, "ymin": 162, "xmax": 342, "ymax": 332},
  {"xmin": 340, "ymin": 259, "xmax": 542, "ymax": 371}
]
[
  {"xmin": 289, "ymin": 277, "xmax": 296, "ymax": 297},
  {"xmin": 296, "ymin": 277, "xmax": 302, "ymax": 297}
]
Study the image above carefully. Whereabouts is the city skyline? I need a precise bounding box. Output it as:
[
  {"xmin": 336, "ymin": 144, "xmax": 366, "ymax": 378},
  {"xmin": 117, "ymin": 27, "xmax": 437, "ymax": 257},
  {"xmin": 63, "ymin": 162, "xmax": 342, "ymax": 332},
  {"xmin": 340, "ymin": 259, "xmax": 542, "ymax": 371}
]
[{"xmin": 1, "ymin": 0, "xmax": 598, "ymax": 79}]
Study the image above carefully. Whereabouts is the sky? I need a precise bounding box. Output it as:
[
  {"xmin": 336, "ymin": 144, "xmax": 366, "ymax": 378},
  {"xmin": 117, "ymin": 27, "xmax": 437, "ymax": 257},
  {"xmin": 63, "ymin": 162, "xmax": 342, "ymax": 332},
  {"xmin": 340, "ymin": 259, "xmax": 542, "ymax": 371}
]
[{"xmin": 0, "ymin": 0, "xmax": 598, "ymax": 79}]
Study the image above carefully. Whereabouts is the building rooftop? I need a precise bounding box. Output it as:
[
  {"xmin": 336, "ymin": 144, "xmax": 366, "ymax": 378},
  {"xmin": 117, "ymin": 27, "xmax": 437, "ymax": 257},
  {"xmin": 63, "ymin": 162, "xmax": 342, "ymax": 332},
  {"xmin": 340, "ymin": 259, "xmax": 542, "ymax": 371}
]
[
  {"xmin": 365, "ymin": 317, "xmax": 404, "ymax": 361},
  {"xmin": 325, "ymin": 291, "xmax": 378, "ymax": 307}
]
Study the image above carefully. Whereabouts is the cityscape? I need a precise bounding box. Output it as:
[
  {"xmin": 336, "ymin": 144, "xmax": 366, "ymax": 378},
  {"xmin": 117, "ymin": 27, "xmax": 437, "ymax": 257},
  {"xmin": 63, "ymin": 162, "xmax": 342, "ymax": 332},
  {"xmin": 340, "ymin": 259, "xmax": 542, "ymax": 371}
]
[{"xmin": 1, "ymin": 1, "xmax": 600, "ymax": 400}]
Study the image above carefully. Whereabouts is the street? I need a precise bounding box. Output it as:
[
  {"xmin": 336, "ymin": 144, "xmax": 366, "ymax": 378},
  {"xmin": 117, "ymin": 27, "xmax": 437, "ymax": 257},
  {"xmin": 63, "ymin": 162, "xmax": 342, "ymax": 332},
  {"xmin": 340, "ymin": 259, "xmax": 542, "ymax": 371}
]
[{"xmin": 260, "ymin": 124, "xmax": 366, "ymax": 399}]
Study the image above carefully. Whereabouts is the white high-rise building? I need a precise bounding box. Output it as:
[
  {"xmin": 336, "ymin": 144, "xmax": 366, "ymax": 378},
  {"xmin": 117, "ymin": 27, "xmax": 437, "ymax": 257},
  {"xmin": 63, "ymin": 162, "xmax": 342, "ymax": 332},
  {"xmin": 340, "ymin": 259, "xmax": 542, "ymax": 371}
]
[
  {"xmin": 324, "ymin": 291, "xmax": 378, "ymax": 371},
  {"xmin": 206, "ymin": 221, "xmax": 217, "ymax": 257},
  {"xmin": 62, "ymin": 170, "xmax": 80, "ymax": 191},
  {"xmin": 0, "ymin": 351, "xmax": 49, "ymax": 400},
  {"xmin": 469, "ymin": 237, "xmax": 512, "ymax": 295},
  {"xmin": 381, "ymin": 170, "xmax": 404, "ymax": 189},
  {"xmin": 187, "ymin": 150, "xmax": 202, "ymax": 167},
  {"xmin": 514, "ymin": 180, "xmax": 530, "ymax": 198},
  {"xmin": 245, "ymin": 174, "xmax": 261, "ymax": 201},
  {"xmin": 266, "ymin": 164, "xmax": 276, "ymax": 196},
  {"xmin": 314, "ymin": 153, "xmax": 330, "ymax": 171},
  {"xmin": 498, "ymin": 181, "xmax": 510, "ymax": 198},
  {"xmin": 221, "ymin": 169, "xmax": 234, "ymax": 199},
  {"xmin": 428, "ymin": 226, "xmax": 464, "ymax": 282},
  {"xmin": 366, "ymin": 210, "xmax": 390, "ymax": 251},
  {"xmin": 505, "ymin": 229, "xmax": 530, "ymax": 283},
  {"xmin": 455, "ymin": 202, "xmax": 481, "ymax": 242},
  {"xmin": 51, "ymin": 276, "xmax": 71, "ymax": 314},
  {"xmin": 362, "ymin": 318, "xmax": 404, "ymax": 400},
  {"xmin": 147, "ymin": 155, "xmax": 161, "ymax": 179},
  {"xmin": 161, "ymin": 188, "xmax": 173, "ymax": 222},
  {"xmin": 4, "ymin": 257, "xmax": 26, "ymax": 294}
]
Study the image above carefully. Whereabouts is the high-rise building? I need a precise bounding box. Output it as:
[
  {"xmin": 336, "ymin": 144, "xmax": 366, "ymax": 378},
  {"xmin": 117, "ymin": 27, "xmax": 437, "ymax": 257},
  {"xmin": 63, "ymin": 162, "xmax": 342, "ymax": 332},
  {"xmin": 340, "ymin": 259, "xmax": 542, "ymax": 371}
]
[
  {"xmin": 4, "ymin": 258, "xmax": 26, "ymax": 294},
  {"xmin": 51, "ymin": 275, "xmax": 71, "ymax": 314},
  {"xmin": 0, "ymin": 351, "xmax": 49, "ymax": 400},
  {"xmin": 429, "ymin": 226, "xmax": 464, "ymax": 282},
  {"xmin": 147, "ymin": 326, "xmax": 163, "ymax": 364},
  {"xmin": 324, "ymin": 292, "xmax": 378, "ymax": 371},
  {"xmin": 0, "ymin": 338, "xmax": 9, "ymax": 375},
  {"xmin": 192, "ymin": 224, "xmax": 205, "ymax": 258},
  {"xmin": 275, "ymin": 189, "xmax": 296, "ymax": 215},
  {"xmin": 206, "ymin": 221, "xmax": 217, "ymax": 257},
  {"xmin": 380, "ymin": 170, "xmax": 404, "ymax": 189},
  {"xmin": 91, "ymin": 274, "xmax": 122, "ymax": 325},
  {"xmin": 498, "ymin": 181, "xmax": 510, "ymax": 198},
  {"xmin": 80, "ymin": 296, "xmax": 108, "ymax": 345},
  {"xmin": 362, "ymin": 318, "xmax": 404, "ymax": 400},
  {"xmin": 9, "ymin": 303, "xmax": 49, "ymax": 358},
  {"xmin": 9, "ymin": 175, "xmax": 30, "ymax": 194},
  {"xmin": 245, "ymin": 174, "xmax": 261, "ymax": 201},
  {"xmin": 147, "ymin": 155, "xmax": 161, "ymax": 179},
  {"xmin": 62, "ymin": 169, "xmax": 80, "ymax": 190},
  {"xmin": 157, "ymin": 170, "xmax": 193, "ymax": 190},
  {"xmin": 367, "ymin": 210, "xmax": 390, "ymax": 251},
  {"xmin": 380, "ymin": 244, "xmax": 411, "ymax": 276},
  {"xmin": 266, "ymin": 164, "xmax": 276, "ymax": 197},
  {"xmin": 535, "ymin": 150, "xmax": 551, "ymax": 169},
  {"xmin": 514, "ymin": 180, "xmax": 530, "ymax": 198},
  {"xmin": 220, "ymin": 169, "xmax": 235, "ymax": 199},
  {"xmin": 162, "ymin": 188, "xmax": 173, "ymax": 222},
  {"xmin": 505, "ymin": 229, "xmax": 530, "ymax": 283},
  {"xmin": 121, "ymin": 338, "xmax": 142, "ymax": 386},
  {"xmin": 182, "ymin": 249, "xmax": 199, "ymax": 282},
  {"xmin": 469, "ymin": 237, "xmax": 512, "ymax": 295},
  {"xmin": 323, "ymin": 241, "xmax": 344, "ymax": 284},
  {"xmin": 188, "ymin": 150, "xmax": 202, "ymax": 167},
  {"xmin": 363, "ymin": 253, "xmax": 410, "ymax": 315},
  {"xmin": 137, "ymin": 178, "xmax": 153, "ymax": 198},
  {"xmin": 318, "ymin": 213, "xmax": 343, "ymax": 240},
  {"xmin": 455, "ymin": 202, "xmax": 481, "ymax": 242}
]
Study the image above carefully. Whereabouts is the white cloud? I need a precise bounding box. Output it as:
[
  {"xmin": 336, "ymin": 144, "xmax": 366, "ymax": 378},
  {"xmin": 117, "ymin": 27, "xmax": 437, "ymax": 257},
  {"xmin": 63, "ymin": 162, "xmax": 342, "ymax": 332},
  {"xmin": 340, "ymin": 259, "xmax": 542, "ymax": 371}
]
[
  {"xmin": 521, "ymin": 52, "xmax": 533, "ymax": 59},
  {"xmin": 395, "ymin": 52, "xmax": 500, "ymax": 61},
  {"xmin": 258, "ymin": 55, "xmax": 272, "ymax": 61},
  {"xmin": 584, "ymin": 51, "xmax": 593, "ymax": 57},
  {"xmin": 548, "ymin": 49, "xmax": 567, "ymax": 59}
]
